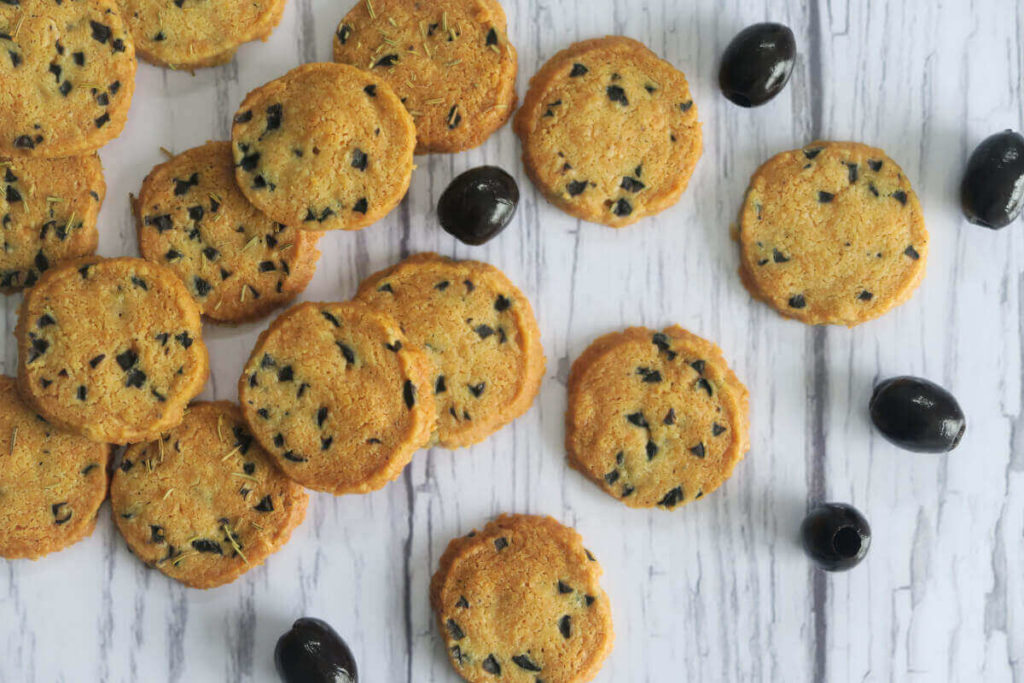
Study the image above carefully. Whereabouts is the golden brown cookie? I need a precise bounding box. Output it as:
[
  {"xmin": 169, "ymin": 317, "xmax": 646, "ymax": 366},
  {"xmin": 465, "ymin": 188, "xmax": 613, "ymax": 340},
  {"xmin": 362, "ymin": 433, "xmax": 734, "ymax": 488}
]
[
  {"xmin": 231, "ymin": 62, "xmax": 416, "ymax": 232},
  {"xmin": 1, "ymin": 154, "xmax": 105, "ymax": 293},
  {"xmin": 238, "ymin": 301, "xmax": 435, "ymax": 494},
  {"xmin": 430, "ymin": 514, "xmax": 614, "ymax": 683},
  {"xmin": 566, "ymin": 326, "xmax": 749, "ymax": 510},
  {"xmin": 738, "ymin": 141, "xmax": 928, "ymax": 326},
  {"xmin": 355, "ymin": 253, "xmax": 545, "ymax": 449},
  {"xmin": 117, "ymin": 0, "xmax": 285, "ymax": 69},
  {"xmin": 110, "ymin": 401, "xmax": 308, "ymax": 589},
  {"xmin": 16, "ymin": 256, "xmax": 210, "ymax": 444},
  {"xmin": 332, "ymin": 0, "xmax": 517, "ymax": 154},
  {"xmin": 514, "ymin": 36, "xmax": 701, "ymax": 227},
  {"xmin": 0, "ymin": 0, "xmax": 136, "ymax": 158},
  {"xmin": 135, "ymin": 141, "xmax": 322, "ymax": 323},
  {"xmin": 0, "ymin": 375, "xmax": 110, "ymax": 560}
]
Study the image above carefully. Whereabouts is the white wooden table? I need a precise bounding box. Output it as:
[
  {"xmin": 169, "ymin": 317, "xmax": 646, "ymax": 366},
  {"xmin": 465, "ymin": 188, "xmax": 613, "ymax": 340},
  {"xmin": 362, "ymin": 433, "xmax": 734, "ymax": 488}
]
[{"xmin": 3, "ymin": 1, "xmax": 1023, "ymax": 681}]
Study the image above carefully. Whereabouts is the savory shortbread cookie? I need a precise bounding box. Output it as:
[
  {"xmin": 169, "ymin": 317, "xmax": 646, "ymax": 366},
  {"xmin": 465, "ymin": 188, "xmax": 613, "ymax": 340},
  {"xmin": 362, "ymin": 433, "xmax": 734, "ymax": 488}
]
[
  {"xmin": 0, "ymin": 154, "xmax": 105, "ymax": 293},
  {"xmin": 737, "ymin": 141, "xmax": 928, "ymax": 326},
  {"xmin": 135, "ymin": 141, "xmax": 321, "ymax": 322},
  {"xmin": 333, "ymin": 0, "xmax": 517, "ymax": 153},
  {"xmin": 118, "ymin": 0, "xmax": 285, "ymax": 68},
  {"xmin": 16, "ymin": 256, "xmax": 209, "ymax": 444},
  {"xmin": 431, "ymin": 514, "xmax": 614, "ymax": 683},
  {"xmin": 0, "ymin": 375, "xmax": 110, "ymax": 560},
  {"xmin": 355, "ymin": 253, "xmax": 545, "ymax": 449},
  {"xmin": 231, "ymin": 62, "xmax": 416, "ymax": 231},
  {"xmin": 239, "ymin": 301, "xmax": 436, "ymax": 494},
  {"xmin": 514, "ymin": 36, "xmax": 701, "ymax": 227},
  {"xmin": 111, "ymin": 401, "xmax": 308, "ymax": 588},
  {"xmin": 0, "ymin": 0, "xmax": 136, "ymax": 157},
  {"xmin": 566, "ymin": 325, "xmax": 749, "ymax": 509}
]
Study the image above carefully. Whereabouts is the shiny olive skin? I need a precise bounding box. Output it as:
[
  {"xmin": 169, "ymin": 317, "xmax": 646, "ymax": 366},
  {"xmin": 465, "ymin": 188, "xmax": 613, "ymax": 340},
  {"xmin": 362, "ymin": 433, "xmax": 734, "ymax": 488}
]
[
  {"xmin": 869, "ymin": 376, "xmax": 966, "ymax": 453},
  {"xmin": 438, "ymin": 166, "xmax": 519, "ymax": 245},
  {"xmin": 275, "ymin": 618, "xmax": 357, "ymax": 683},
  {"xmin": 960, "ymin": 129, "xmax": 1024, "ymax": 229},
  {"xmin": 719, "ymin": 22, "xmax": 796, "ymax": 107},
  {"xmin": 801, "ymin": 503, "xmax": 871, "ymax": 572}
]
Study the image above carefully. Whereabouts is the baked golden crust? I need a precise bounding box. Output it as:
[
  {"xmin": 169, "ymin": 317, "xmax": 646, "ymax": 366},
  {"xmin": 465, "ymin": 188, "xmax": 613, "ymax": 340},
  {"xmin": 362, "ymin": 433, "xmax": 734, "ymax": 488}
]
[
  {"xmin": 566, "ymin": 325, "xmax": 749, "ymax": 509},
  {"xmin": 135, "ymin": 141, "xmax": 321, "ymax": 323},
  {"xmin": 737, "ymin": 141, "xmax": 928, "ymax": 326},
  {"xmin": 0, "ymin": 0, "xmax": 136, "ymax": 157},
  {"xmin": 355, "ymin": 253, "xmax": 545, "ymax": 449},
  {"xmin": 118, "ymin": 0, "xmax": 285, "ymax": 69},
  {"xmin": 0, "ymin": 375, "xmax": 110, "ymax": 560},
  {"xmin": 430, "ymin": 514, "xmax": 614, "ymax": 683},
  {"xmin": 16, "ymin": 256, "xmax": 209, "ymax": 444},
  {"xmin": 111, "ymin": 401, "xmax": 308, "ymax": 589},
  {"xmin": 231, "ymin": 62, "xmax": 416, "ymax": 232},
  {"xmin": 238, "ymin": 301, "xmax": 436, "ymax": 494},
  {"xmin": 0, "ymin": 154, "xmax": 105, "ymax": 293},
  {"xmin": 333, "ymin": 0, "xmax": 517, "ymax": 154},
  {"xmin": 515, "ymin": 36, "xmax": 701, "ymax": 227}
]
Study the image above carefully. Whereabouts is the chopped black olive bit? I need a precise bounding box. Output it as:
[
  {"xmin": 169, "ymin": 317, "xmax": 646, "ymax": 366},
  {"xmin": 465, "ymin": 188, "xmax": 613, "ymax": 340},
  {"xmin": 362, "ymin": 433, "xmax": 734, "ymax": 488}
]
[
  {"xmin": 719, "ymin": 22, "xmax": 796, "ymax": 107},
  {"xmin": 960, "ymin": 129, "xmax": 1024, "ymax": 229},
  {"xmin": 275, "ymin": 617, "xmax": 357, "ymax": 683},
  {"xmin": 438, "ymin": 166, "xmax": 519, "ymax": 245},
  {"xmin": 801, "ymin": 503, "xmax": 871, "ymax": 571},
  {"xmin": 869, "ymin": 376, "xmax": 965, "ymax": 453}
]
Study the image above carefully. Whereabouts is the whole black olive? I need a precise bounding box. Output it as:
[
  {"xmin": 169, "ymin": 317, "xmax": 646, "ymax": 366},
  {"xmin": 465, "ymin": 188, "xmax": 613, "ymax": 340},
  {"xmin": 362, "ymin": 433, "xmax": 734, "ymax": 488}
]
[
  {"xmin": 960, "ymin": 129, "xmax": 1024, "ymax": 229},
  {"xmin": 719, "ymin": 22, "xmax": 796, "ymax": 107},
  {"xmin": 869, "ymin": 376, "xmax": 966, "ymax": 453},
  {"xmin": 438, "ymin": 166, "xmax": 519, "ymax": 245},
  {"xmin": 801, "ymin": 503, "xmax": 871, "ymax": 572},
  {"xmin": 275, "ymin": 617, "xmax": 357, "ymax": 683}
]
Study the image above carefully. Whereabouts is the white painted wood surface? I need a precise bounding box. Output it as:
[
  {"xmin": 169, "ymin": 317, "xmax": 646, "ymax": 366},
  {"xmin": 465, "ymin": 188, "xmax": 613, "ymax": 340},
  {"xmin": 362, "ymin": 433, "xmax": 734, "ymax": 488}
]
[{"xmin": 2, "ymin": 0, "xmax": 1023, "ymax": 681}]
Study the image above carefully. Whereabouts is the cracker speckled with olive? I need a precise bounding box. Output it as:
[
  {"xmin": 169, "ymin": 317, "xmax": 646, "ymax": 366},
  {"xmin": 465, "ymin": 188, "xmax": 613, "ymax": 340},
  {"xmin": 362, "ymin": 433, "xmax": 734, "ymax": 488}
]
[
  {"xmin": 238, "ymin": 301, "xmax": 436, "ymax": 495},
  {"xmin": 0, "ymin": 154, "xmax": 106, "ymax": 293},
  {"xmin": 514, "ymin": 35, "xmax": 702, "ymax": 227},
  {"xmin": 111, "ymin": 401, "xmax": 308, "ymax": 589},
  {"xmin": 15, "ymin": 256, "xmax": 209, "ymax": 445},
  {"xmin": 0, "ymin": 0, "xmax": 136, "ymax": 158},
  {"xmin": 566, "ymin": 325, "xmax": 750, "ymax": 509},
  {"xmin": 354, "ymin": 253, "xmax": 545, "ymax": 449},
  {"xmin": 117, "ymin": 0, "xmax": 286, "ymax": 69},
  {"xmin": 431, "ymin": 514, "xmax": 614, "ymax": 683},
  {"xmin": 135, "ymin": 141, "xmax": 322, "ymax": 323},
  {"xmin": 333, "ymin": 0, "xmax": 518, "ymax": 154},
  {"xmin": 231, "ymin": 62, "xmax": 416, "ymax": 232},
  {"xmin": 738, "ymin": 141, "xmax": 928, "ymax": 326},
  {"xmin": 0, "ymin": 375, "xmax": 111, "ymax": 560}
]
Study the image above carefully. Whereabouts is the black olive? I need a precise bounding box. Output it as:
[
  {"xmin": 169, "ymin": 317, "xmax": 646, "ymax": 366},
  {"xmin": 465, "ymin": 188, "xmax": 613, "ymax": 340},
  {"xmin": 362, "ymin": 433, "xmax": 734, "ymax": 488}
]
[
  {"xmin": 718, "ymin": 22, "xmax": 796, "ymax": 107},
  {"xmin": 869, "ymin": 376, "xmax": 966, "ymax": 453},
  {"xmin": 438, "ymin": 166, "xmax": 519, "ymax": 245},
  {"xmin": 960, "ymin": 129, "xmax": 1024, "ymax": 229},
  {"xmin": 801, "ymin": 503, "xmax": 871, "ymax": 572},
  {"xmin": 275, "ymin": 617, "xmax": 357, "ymax": 683}
]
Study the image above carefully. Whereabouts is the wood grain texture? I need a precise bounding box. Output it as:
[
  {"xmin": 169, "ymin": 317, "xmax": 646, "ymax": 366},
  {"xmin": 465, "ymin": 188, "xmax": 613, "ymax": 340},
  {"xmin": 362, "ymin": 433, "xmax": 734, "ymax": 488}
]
[{"xmin": 2, "ymin": 0, "xmax": 1023, "ymax": 681}]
